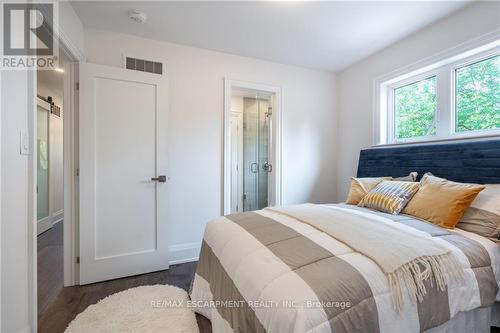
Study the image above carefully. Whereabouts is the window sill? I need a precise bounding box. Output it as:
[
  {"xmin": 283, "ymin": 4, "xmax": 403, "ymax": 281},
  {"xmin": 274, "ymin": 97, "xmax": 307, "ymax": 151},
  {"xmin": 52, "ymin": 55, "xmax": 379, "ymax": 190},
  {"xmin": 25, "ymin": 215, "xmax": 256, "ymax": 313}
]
[{"xmin": 373, "ymin": 132, "xmax": 500, "ymax": 148}]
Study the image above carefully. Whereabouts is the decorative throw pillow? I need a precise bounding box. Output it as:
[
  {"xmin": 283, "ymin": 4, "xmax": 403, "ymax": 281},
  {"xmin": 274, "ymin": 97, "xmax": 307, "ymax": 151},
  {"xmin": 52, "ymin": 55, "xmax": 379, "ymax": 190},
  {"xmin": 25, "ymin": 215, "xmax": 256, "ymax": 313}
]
[
  {"xmin": 358, "ymin": 180, "xmax": 420, "ymax": 214},
  {"xmin": 457, "ymin": 184, "xmax": 500, "ymax": 242},
  {"xmin": 402, "ymin": 174, "xmax": 485, "ymax": 229},
  {"xmin": 394, "ymin": 172, "xmax": 418, "ymax": 182},
  {"xmin": 346, "ymin": 177, "xmax": 389, "ymax": 205}
]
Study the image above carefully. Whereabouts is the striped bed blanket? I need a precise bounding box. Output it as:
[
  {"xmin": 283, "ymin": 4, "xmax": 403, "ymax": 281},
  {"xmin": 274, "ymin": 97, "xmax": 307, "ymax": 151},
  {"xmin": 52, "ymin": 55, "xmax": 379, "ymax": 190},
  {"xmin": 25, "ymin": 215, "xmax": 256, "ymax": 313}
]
[{"xmin": 190, "ymin": 204, "xmax": 500, "ymax": 333}]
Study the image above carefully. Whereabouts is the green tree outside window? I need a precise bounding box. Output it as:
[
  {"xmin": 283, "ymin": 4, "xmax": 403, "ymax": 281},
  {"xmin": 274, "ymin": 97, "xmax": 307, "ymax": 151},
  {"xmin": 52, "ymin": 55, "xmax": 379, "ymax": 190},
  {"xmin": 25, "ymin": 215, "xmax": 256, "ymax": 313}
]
[
  {"xmin": 456, "ymin": 55, "xmax": 500, "ymax": 132},
  {"xmin": 394, "ymin": 76, "xmax": 437, "ymax": 139}
]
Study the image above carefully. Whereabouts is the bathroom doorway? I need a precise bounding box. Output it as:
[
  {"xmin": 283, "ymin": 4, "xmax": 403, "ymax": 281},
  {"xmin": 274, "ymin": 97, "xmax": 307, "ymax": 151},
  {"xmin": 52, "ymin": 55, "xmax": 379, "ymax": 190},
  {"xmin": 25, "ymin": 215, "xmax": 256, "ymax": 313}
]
[{"xmin": 223, "ymin": 80, "xmax": 282, "ymax": 214}]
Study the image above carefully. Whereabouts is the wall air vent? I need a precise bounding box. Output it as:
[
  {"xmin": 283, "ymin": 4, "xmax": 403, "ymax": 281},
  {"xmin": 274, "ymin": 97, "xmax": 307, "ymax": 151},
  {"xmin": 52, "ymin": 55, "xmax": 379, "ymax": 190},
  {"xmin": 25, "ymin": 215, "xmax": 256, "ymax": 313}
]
[{"xmin": 125, "ymin": 56, "xmax": 163, "ymax": 75}]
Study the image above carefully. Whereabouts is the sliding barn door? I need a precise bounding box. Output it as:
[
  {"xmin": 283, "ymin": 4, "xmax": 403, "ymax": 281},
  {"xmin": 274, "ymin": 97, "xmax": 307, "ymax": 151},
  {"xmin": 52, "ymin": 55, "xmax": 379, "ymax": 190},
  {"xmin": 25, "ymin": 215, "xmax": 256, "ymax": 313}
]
[{"xmin": 79, "ymin": 63, "xmax": 169, "ymax": 284}]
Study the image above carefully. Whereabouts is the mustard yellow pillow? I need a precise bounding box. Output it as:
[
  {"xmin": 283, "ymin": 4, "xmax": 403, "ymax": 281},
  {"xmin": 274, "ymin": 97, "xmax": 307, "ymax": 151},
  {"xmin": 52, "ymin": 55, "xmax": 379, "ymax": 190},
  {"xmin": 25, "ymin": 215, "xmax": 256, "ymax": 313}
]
[
  {"xmin": 402, "ymin": 174, "xmax": 485, "ymax": 229},
  {"xmin": 345, "ymin": 177, "xmax": 389, "ymax": 205},
  {"xmin": 358, "ymin": 180, "xmax": 420, "ymax": 214}
]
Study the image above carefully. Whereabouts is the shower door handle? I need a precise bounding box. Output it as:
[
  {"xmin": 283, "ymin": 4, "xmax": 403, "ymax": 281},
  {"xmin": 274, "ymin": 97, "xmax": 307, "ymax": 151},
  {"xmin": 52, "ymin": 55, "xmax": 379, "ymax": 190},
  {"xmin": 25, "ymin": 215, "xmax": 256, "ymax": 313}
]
[
  {"xmin": 263, "ymin": 162, "xmax": 272, "ymax": 172},
  {"xmin": 250, "ymin": 163, "xmax": 258, "ymax": 173}
]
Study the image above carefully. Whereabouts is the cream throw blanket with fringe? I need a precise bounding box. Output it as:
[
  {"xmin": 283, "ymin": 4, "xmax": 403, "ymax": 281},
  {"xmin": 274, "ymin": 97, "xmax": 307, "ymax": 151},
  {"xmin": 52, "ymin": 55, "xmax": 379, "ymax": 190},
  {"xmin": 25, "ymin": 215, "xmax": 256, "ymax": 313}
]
[{"xmin": 267, "ymin": 204, "xmax": 464, "ymax": 311}]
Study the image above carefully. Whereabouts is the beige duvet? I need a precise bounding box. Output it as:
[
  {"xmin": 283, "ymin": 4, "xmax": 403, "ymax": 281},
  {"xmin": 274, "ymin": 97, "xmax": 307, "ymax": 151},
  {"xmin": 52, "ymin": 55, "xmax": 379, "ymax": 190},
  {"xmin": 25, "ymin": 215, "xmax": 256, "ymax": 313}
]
[{"xmin": 190, "ymin": 204, "xmax": 499, "ymax": 333}]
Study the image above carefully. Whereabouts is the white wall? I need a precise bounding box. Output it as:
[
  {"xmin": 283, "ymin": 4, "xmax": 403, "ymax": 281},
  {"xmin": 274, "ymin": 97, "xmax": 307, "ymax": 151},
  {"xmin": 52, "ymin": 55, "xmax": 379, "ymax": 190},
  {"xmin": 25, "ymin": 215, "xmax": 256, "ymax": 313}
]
[
  {"xmin": 0, "ymin": 3, "xmax": 84, "ymax": 332},
  {"xmin": 84, "ymin": 29, "xmax": 337, "ymax": 261},
  {"xmin": 336, "ymin": 2, "xmax": 500, "ymax": 200},
  {"xmin": 1, "ymin": 71, "xmax": 32, "ymax": 333}
]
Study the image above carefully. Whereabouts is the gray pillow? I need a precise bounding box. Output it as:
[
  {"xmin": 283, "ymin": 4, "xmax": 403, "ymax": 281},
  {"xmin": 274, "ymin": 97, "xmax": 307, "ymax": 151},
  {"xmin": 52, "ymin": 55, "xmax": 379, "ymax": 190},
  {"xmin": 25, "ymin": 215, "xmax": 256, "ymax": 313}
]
[
  {"xmin": 457, "ymin": 184, "xmax": 500, "ymax": 242},
  {"xmin": 394, "ymin": 172, "xmax": 418, "ymax": 182}
]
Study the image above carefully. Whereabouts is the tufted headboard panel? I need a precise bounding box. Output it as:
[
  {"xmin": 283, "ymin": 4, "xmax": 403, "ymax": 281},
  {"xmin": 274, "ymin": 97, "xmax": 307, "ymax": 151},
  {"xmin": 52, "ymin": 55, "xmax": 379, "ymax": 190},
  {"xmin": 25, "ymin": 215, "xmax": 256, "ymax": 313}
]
[{"xmin": 357, "ymin": 139, "xmax": 500, "ymax": 184}]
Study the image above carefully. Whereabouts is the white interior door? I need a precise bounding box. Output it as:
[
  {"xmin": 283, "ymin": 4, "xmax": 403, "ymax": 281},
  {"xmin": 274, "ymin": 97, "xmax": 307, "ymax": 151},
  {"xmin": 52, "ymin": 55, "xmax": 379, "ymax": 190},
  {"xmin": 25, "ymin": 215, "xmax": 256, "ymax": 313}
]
[{"xmin": 79, "ymin": 62, "xmax": 169, "ymax": 284}]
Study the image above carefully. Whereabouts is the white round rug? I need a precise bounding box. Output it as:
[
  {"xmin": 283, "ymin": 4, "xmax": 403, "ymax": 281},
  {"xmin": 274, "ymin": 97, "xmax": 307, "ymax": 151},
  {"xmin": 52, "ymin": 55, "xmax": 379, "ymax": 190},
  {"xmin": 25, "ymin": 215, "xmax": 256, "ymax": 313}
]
[{"xmin": 65, "ymin": 285, "xmax": 200, "ymax": 333}]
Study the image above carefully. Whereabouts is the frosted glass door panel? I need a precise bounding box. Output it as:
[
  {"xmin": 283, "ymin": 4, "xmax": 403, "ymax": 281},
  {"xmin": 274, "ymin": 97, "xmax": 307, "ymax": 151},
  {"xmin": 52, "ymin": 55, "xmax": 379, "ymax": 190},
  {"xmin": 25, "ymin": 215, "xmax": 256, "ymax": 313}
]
[{"xmin": 37, "ymin": 106, "xmax": 49, "ymax": 220}]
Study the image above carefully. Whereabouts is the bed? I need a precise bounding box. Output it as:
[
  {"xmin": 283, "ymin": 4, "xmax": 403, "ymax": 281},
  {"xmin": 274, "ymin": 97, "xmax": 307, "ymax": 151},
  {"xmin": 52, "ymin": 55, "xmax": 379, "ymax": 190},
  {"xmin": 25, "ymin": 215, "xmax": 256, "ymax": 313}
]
[{"xmin": 190, "ymin": 139, "xmax": 500, "ymax": 333}]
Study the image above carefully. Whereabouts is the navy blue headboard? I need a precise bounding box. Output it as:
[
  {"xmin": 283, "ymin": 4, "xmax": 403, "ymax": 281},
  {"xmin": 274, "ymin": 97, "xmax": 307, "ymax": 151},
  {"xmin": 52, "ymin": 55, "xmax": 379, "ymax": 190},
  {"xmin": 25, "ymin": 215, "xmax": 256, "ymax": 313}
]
[{"xmin": 357, "ymin": 139, "xmax": 500, "ymax": 184}]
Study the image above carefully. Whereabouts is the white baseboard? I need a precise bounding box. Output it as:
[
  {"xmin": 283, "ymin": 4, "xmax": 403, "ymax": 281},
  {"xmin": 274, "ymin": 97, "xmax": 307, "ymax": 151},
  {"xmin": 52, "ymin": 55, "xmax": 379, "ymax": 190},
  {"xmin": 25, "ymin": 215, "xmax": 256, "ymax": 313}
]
[
  {"xmin": 52, "ymin": 209, "xmax": 64, "ymax": 224},
  {"xmin": 168, "ymin": 242, "xmax": 200, "ymax": 265}
]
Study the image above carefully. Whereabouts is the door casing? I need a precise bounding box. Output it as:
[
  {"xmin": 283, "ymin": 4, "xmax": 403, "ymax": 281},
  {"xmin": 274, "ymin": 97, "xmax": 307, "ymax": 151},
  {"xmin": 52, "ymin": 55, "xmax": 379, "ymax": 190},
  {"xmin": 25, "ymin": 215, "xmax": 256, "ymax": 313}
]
[{"xmin": 223, "ymin": 79, "xmax": 282, "ymax": 214}]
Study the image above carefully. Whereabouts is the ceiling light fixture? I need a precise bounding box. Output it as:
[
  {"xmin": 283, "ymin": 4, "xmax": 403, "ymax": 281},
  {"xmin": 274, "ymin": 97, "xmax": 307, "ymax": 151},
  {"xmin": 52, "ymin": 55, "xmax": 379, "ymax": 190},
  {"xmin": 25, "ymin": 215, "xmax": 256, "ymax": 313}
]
[
  {"xmin": 128, "ymin": 9, "xmax": 147, "ymax": 24},
  {"xmin": 54, "ymin": 67, "xmax": 64, "ymax": 73}
]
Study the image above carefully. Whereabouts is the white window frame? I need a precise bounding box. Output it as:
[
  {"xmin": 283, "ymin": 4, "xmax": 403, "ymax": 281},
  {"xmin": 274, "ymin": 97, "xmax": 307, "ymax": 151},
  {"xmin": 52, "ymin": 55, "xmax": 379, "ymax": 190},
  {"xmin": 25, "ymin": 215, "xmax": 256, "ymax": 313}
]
[
  {"xmin": 375, "ymin": 33, "xmax": 500, "ymax": 146},
  {"xmin": 387, "ymin": 72, "xmax": 439, "ymax": 144},
  {"xmin": 451, "ymin": 50, "xmax": 500, "ymax": 137}
]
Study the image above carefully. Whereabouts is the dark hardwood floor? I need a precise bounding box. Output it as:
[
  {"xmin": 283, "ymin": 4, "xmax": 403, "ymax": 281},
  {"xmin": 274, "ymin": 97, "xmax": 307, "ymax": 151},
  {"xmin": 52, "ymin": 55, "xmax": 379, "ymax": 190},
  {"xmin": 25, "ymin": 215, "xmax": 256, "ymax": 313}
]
[
  {"xmin": 37, "ymin": 221, "xmax": 64, "ymax": 316},
  {"xmin": 37, "ymin": 224, "xmax": 211, "ymax": 333}
]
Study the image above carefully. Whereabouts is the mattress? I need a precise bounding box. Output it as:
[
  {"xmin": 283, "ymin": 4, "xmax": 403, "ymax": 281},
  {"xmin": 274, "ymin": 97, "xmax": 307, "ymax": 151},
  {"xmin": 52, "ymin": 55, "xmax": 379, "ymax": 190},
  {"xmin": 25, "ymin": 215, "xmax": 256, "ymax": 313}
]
[{"xmin": 190, "ymin": 204, "xmax": 500, "ymax": 333}]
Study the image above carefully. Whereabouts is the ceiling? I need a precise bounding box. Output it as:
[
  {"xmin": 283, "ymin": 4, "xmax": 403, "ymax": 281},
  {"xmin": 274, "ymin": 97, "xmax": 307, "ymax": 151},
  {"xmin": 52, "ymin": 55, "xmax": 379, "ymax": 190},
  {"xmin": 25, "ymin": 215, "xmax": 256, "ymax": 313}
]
[{"xmin": 70, "ymin": 1, "xmax": 470, "ymax": 72}]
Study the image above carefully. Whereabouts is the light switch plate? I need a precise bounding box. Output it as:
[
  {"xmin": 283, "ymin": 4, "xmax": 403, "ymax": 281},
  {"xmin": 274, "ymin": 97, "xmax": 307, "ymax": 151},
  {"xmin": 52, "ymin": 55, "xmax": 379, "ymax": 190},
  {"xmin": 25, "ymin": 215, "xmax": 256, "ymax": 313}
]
[{"xmin": 20, "ymin": 131, "xmax": 30, "ymax": 155}]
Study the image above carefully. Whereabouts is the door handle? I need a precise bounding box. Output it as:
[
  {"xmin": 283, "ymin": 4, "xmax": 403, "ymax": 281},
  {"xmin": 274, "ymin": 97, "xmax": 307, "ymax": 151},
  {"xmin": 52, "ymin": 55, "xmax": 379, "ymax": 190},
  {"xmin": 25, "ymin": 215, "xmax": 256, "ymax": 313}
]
[
  {"xmin": 263, "ymin": 162, "xmax": 272, "ymax": 172},
  {"xmin": 151, "ymin": 175, "xmax": 167, "ymax": 182}
]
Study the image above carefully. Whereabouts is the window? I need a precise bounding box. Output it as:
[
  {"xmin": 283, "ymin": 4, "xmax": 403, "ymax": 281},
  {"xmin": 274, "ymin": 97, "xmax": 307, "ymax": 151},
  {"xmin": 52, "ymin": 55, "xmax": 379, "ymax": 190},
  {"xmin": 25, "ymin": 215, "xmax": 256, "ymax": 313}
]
[
  {"xmin": 455, "ymin": 55, "xmax": 499, "ymax": 132},
  {"xmin": 379, "ymin": 43, "xmax": 500, "ymax": 144},
  {"xmin": 394, "ymin": 76, "xmax": 436, "ymax": 139}
]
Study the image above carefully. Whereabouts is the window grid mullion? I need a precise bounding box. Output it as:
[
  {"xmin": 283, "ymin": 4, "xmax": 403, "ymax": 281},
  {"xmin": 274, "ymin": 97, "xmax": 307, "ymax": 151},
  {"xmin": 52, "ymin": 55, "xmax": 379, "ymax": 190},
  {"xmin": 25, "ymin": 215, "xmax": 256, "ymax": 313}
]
[{"xmin": 435, "ymin": 67, "xmax": 452, "ymax": 138}]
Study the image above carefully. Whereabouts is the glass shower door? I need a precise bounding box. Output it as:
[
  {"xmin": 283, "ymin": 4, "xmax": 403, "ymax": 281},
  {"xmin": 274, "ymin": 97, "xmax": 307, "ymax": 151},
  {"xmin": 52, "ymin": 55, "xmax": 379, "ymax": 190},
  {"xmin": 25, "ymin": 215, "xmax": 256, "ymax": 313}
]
[
  {"xmin": 37, "ymin": 105, "xmax": 50, "ymax": 222},
  {"xmin": 257, "ymin": 100, "xmax": 269, "ymax": 209},
  {"xmin": 243, "ymin": 97, "xmax": 269, "ymax": 211}
]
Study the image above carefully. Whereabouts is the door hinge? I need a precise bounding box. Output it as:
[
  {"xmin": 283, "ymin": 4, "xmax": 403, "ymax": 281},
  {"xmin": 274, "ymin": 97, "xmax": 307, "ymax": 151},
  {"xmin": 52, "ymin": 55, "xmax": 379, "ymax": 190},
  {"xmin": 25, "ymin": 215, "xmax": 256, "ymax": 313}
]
[
  {"xmin": 76, "ymin": 256, "xmax": 80, "ymax": 264},
  {"xmin": 76, "ymin": 168, "xmax": 79, "ymax": 177},
  {"xmin": 75, "ymin": 82, "xmax": 79, "ymax": 91}
]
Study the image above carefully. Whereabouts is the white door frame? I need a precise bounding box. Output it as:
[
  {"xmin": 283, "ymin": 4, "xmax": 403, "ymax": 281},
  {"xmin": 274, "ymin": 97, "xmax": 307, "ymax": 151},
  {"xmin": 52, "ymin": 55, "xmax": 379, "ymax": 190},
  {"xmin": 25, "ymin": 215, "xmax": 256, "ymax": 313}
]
[
  {"xmin": 62, "ymin": 59, "xmax": 80, "ymax": 287},
  {"xmin": 223, "ymin": 79, "xmax": 282, "ymax": 214},
  {"xmin": 28, "ymin": 34, "xmax": 85, "ymax": 332}
]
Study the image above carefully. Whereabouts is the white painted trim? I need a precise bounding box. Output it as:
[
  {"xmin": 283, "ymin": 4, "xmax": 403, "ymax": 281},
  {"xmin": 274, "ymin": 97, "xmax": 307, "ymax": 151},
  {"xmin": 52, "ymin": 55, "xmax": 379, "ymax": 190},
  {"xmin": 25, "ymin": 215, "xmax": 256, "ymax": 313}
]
[
  {"xmin": 168, "ymin": 242, "xmax": 201, "ymax": 265},
  {"xmin": 373, "ymin": 29, "xmax": 500, "ymax": 145},
  {"xmin": 58, "ymin": 24, "xmax": 84, "ymax": 286},
  {"xmin": 27, "ymin": 24, "xmax": 85, "ymax": 332},
  {"xmin": 223, "ymin": 79, "xmax": 282, "ymax": 215},
  {"xmin": 28, "ymin": 68, "xmax": 38, "ymax": 333},
  {"xmin": 63, "ymin": 60, "xmax": 79, "ymax": 287},
  {"xmin": 0, "ymin": 55, "xmax": 2, "ymax": 333}
]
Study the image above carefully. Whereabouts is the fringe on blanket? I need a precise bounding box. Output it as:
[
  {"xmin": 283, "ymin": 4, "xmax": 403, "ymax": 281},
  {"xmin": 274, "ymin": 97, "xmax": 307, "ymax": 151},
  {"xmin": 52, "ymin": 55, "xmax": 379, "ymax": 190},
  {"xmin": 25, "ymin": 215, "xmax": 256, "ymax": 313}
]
[{"xmin": 388, "ymin": 253, "xmax": 464, "ymax": 312}]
